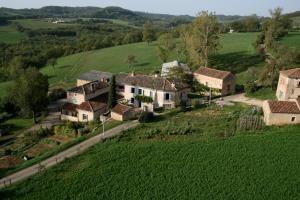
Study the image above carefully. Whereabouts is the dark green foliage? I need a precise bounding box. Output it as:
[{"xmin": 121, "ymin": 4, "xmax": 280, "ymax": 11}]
[
  {"xmin": 9, "ymin": 68, "xmax": 49, "ymax": 122},
  {"xmin": 135, "ymin": 95, "xmax": 153, "ymax": 103},
  {"xmin": 108, "ymin": 75, "xmax": 117, "ymax": 109},
  {"xmin": 138, "ymin": 112, "xmax": 154, "ymax": 123},
  {"xmin": 48, "ymin": 88, "xmax": 66, "ymax": 102}
]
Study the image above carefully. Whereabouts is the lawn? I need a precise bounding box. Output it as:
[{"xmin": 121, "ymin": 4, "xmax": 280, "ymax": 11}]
[
  {"xmin": 245, "ymin": 87, "xmax": 277, "ymax": 100},
  {"xmin": 2, "ymin": 105, "xmax": 300, "ymax": 199},
  {"xmin": 281, "ymin": 31, "xmax": 300, "ymax": 52}
]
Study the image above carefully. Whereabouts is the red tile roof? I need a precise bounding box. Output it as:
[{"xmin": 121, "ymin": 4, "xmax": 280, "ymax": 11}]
[
  {"xmin": 268, "ymin": 100, "xmax": 300, "ymax": 114},
  {"xmin": 280, "ymin": 68, "xmax": 300, "ymax": 79},
  {"xmin": 62, "ymin": 103, "xmax": 77, "ymax": 112},
  {"xmin": 194, "ymin": 67, "xmax": 233, "ymax": 80},
  {"xmin": 112, "ymin": 104, "xmax": 132, "ymax": 115}
]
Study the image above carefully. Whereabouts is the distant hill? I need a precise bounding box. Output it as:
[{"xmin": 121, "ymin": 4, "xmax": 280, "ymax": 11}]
[{"xmin": 1, "ymin": 6, "xmax": 298, "ymax": 25}]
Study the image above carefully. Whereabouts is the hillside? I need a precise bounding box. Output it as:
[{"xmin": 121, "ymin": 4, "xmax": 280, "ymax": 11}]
[{"xmin": 40, "ymin": 32, "xmax": 259, "ymax": 89}]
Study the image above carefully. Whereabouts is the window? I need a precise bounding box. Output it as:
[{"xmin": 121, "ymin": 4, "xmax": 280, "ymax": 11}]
[
  {"xmin": 298, "ymin": 82, "xmax": 300, "ymax": 88},
  {"xmin": 131, "ymin": 87, "xmax": 135, "ymax": 93},
  {"xmin": 292, "ymin": 117, "xmax": 296, "ymax": 122},
  {"xmin": 165, "ymin": 93, "xmax": 170, "ymax": 100},
  {"xmin": 138, "ymin": 89, "xmax": 143, "ymax": 95},
  {"xmin": 131, "ymin": 98, "xmax": 134, "ymax": 104},
  {"xmin": 227, "ymin": 84, "xmax": 231, "ymax": 92},
  {"xmin": 82, "ymin": 114, "xmax": 88, "ymax": 121}
]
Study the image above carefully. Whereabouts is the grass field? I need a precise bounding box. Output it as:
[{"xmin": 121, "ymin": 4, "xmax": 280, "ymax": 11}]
[
  {"xmin": 2, "ymin": 105, "xmax": 300, "ymax": 199},
  {"xmin": 13, "ymin": 19, "xmax": 74, "ymax": 30},
  {"xmin": 40, "ymin": 32, "xmax": 260, "ymax": 88},
  {"xmin": 0, "ymin": 25, "xmax": 25, "ymax": 44},
  {"xmin": 281, "ymin": 31, "xmax": 300, "ymax": 52}
]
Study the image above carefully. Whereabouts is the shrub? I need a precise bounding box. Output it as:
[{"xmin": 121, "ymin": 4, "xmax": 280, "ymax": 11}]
[{"xmin": 139, "ymin": 112, "xmax": 154, "ymax": 123}]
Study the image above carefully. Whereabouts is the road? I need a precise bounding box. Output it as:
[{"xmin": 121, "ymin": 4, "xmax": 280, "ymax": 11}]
[
  {"xmin": 222, "ymin": 93, "xmax": 264, "ymax": 107},
  {"xmin": 0, "ymin": 120, "xmax": 139, "ymax": 189}
]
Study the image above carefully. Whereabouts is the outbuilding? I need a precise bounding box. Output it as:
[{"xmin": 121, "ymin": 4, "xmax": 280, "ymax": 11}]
[
  {"xmin": 263, "ymin": 98, "xmax": 300, "ymax": 126},
  {"xmin": 111, "ymin": 104, "xmax": 134, "ymax": 121}
]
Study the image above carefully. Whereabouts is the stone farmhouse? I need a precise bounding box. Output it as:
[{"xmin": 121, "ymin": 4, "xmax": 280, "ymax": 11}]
[
  {"xmin": 193, "ymin": 67, "xmax": 235, "ymax": 96},
  {"xmin": 263, "ymin": 67, "xmax": 300, "ymax": 126},
  {"xmin": 276, "ymin": 68, "xmax": 300, "ymax": 100},
  {"xmin": 61, "ymin": 80, "xmax": 109, "ymax": 122},
  {"xmin": 115, "ymin": 73, "xmax": 190, "ymax": 112}
]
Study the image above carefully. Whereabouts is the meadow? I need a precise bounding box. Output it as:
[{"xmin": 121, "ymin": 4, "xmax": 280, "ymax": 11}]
[
  {"xmin": 40, "ymin": 32, "xmax": 260, "ymax": 88},
  {"xmin": 2, "ymin": 105, "xmax": 300, "ymax": 199}
]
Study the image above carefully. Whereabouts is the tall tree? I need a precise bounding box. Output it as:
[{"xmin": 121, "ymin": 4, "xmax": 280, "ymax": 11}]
[
  {"xmin": 9, "ymin": 68, "xmax": 49, "ymax": 123},
  {"xmin": 157, "ymin": 33, "xmax": 176, "ymax": 63},
  {"xmin": 187, "ymin": 11, "xmax": 221, "ymax": 67},
  {"xmin": 143, "ymin": 21, "xmax": 155, "ymax": 45},
  {"xmin": 108, "ymin": 75, "xmax": 117, "ymax": 109}
]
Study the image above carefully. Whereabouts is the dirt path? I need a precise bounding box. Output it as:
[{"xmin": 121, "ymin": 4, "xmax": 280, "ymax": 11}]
[
  {"xmin": 0, "ymin": 121, "xmax": 139, "ymax": 189},
  {"xmin": 222, "ymin": 93, "xmax": 264, "ymax": 107}
]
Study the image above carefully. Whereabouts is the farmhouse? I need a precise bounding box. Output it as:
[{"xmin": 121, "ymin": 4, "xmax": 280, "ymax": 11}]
[
  {"xmin": 193, "ymin": 67, "xmax": 235, "ymax": 96},
  {"xmin": 263, "ymin": 98, "xmax": 300, "ymax": 126},
  {"xmin": 161, "ymin": 60, "xmax": 190, "ymax": 77},
  {"xmin": 77, "ymin": 70, "xmax": 112, "ymax": 86},
  {"xmin": 61, "ymin": 80, "xmax": 109, "ymax": 122},
  {"xmin": 116, "ymin": 73, "xmax": 190, "ymax": 111},
  {"xmin": 276, "ymin": 68, "xmax": 300, "ymax": 100}
]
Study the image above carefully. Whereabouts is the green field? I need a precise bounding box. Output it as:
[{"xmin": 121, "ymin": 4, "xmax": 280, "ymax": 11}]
[
  {"xmin": 0, "ymin": 25, "xmax": 25, "ymax": 44},
  {"xmin": 13, "ymin": 19, "xmax": 74, "ymax": 30},
  {"xmin": 2, "ymin": 105, "xmax": 300, "ymax": 199},
  {"xmin": 281, "ymin": 31, "xmax": 300, "ymax": 52},
  {"xmin": 40, "ymin": 32, "xmax": 260, "ymax": 88}
]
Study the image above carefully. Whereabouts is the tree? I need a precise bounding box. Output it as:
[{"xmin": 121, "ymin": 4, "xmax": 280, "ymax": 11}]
[
  {"xmin": 47, "ymin": 58, "xmax": 57, "ymax": 68},
  {"xmin": 244, "ymin": 15, "xmax": 260, "ymax": 32},
  {"xmin": 167, "ymin": 67, "xmax": 189, "ymax": 83},
  {"xmin": 244, "ymin": 67, "xmax": 259, "ymax": 94},
  {"xmin": 108, "ymin": 75, "xmax": 117, "ymax": 109},
  {"xmin": 157, "ymin": 33, "xmax": 176, "ymax": 62},
  {"xmin": 9, "ymin": 68, "xmax": 49, "ymax": 123},
  {"xmin": 125, "ymin": 55, "xmax": 137, "ymax": 69},
  {"xmin": 187, "ymin": 11, "xmax": 221, "ymax": 67},
  {"xmin": 143, "ymin": 21, "xmax": 155, "ymax": 45}
]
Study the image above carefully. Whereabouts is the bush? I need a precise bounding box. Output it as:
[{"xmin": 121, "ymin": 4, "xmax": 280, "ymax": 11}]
[
  {"xmin": 244, "ymin": 81, "xmax": 258, "ymax": 94},
  {"xmin": 48, "ymin": 88, "xmax": 66, "ymax": 102},
  {"xmin": 139, "ymin": 112, "xmax": 154, "ymax": 123}
]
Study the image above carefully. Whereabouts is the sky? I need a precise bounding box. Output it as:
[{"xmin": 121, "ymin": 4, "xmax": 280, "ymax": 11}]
[{"xmin": 1, "ymin": 0, "xmax": 300, "ymax": 16}]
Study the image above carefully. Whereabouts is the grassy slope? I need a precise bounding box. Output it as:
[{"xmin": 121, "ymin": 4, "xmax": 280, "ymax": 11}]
[
  {"xmin": 41, "ymin": 32, "xmax": 259, "ymax": 88},
  {"xmin": 2, "ymin": 105, "xmax": 300, "ymax": 199}
]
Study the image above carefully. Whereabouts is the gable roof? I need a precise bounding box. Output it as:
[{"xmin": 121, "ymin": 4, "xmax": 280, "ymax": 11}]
[
  {"xmin": 78, "ymin": 70, "xmax": 113, "ymax": 81},
  {"xmin": 267, "ymin": 100, "xmax": 300, "ymax": 114},
  {"xmin": 116, "ymin": 74, "xmax": 189, "ymax": 91},
  {"xmin": 280, "ymin": 68, "xmax": 300, "ymax": 79},
  {"xmin": 63, "ymin": 94, "xmax": 108, "ymax": 112},
  {"xmin": 68, "ymin": 81, "xmax": 109, "ymax": 95},
  {"xmin": 194, "ymin": 67, "xmax": 232, "ymax": 80},
  {"xmin": 112, "ymin": 104, "xmax": 132, "ymax": 115}
]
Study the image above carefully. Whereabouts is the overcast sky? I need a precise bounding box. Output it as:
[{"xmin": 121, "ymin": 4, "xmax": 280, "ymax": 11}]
[{"xmin": 1, "ymin": 0, "xmax": 300, "ymax": 16}]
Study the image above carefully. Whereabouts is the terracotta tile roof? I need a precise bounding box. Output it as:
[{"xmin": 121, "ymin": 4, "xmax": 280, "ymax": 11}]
[
  {"xmin": 77, "ymin": 94, "xmax": 108, "ymax": 112},
  {"xmin": 62, "ymin": 103, "xmax": 77, "ymax": 112},
  {"xmin": 116, "ymin": 74, "xmax": 189, "ymax": 91},
  {"xmin": 194, "ymin": 67, "xmax": 233, "ymax": 80},
  {"xmin": 280, "ymin": 68, "xmax": 300, "ymax": 79},
  {"xmin": 68, "ymin": 81, "xmax": 109, "ymax": 95},
  {"xmin": 268, "ymin": 100, "xmax": 300, "ymax": 114},
  {"xmin": 112, "ymin": 104, "xmax": 132, "ymax": 115}
]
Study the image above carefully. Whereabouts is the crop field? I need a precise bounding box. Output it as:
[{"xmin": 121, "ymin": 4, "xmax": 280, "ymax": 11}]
[
  {"xmin": 2, "ymin": 104, "xmax": 300, "ymax": 199},
  {"xmin": 40, "ymin": 32, "xmax": 260, "ymax": 88}
]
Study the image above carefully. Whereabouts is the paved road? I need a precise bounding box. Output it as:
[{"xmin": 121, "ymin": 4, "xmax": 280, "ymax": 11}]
[
  {"xmin": 0, "ymin": 121, "xmax": 139, "ymax": 189},
  {"xmin": 222, "ymin": 93, "xmax": 264, "ymax": 107}
]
